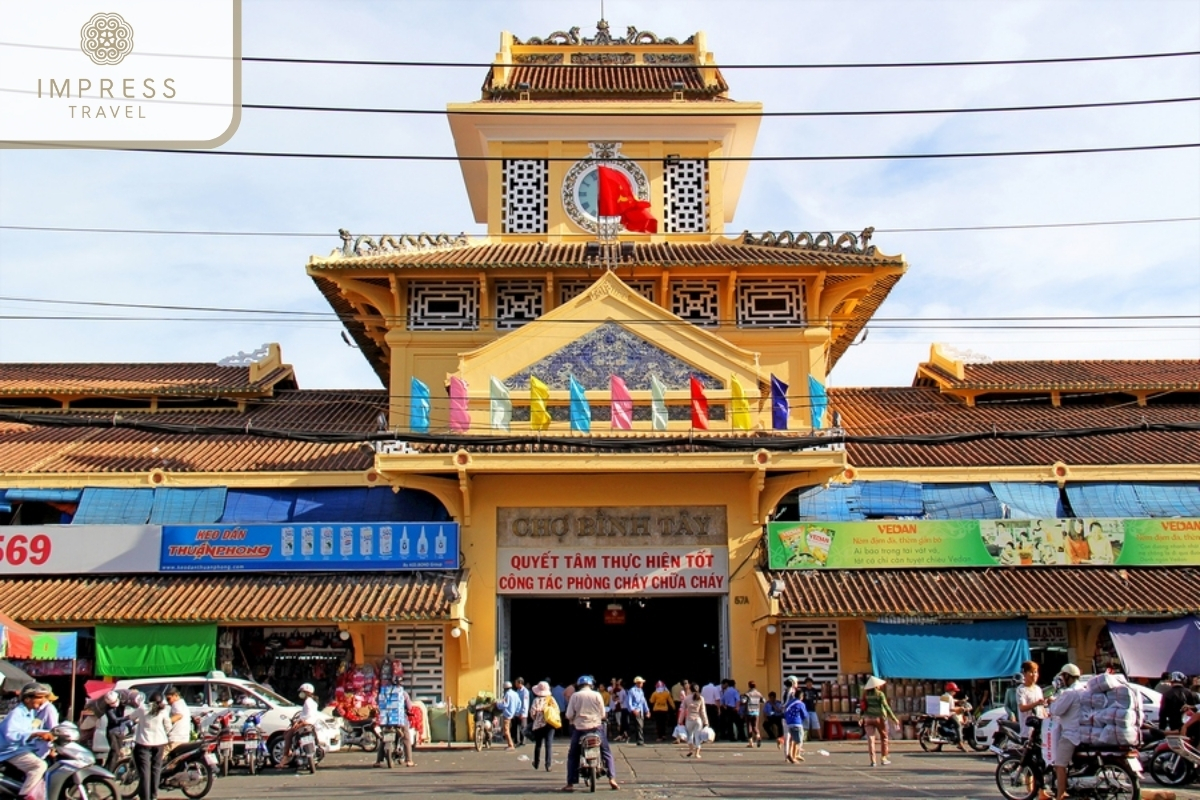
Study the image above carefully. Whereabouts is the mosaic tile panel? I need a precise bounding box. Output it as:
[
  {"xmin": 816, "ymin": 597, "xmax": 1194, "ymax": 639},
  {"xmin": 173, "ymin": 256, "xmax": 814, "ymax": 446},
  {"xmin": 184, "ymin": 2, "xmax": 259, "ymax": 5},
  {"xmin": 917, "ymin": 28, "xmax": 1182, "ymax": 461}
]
[
  {"xmin": 495, "ymin": 279, "xmax": 545, "ymax": 330},
  {"xmin": 504, "ymin": 321, "xmax": 720, "ymax": 391}
]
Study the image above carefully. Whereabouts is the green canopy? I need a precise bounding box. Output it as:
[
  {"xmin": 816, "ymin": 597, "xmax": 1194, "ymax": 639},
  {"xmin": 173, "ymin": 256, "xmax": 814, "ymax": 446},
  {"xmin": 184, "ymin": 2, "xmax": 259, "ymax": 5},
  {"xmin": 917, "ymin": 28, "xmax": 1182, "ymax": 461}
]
[{"xmin": 96, "ymin": 624, "xmax": 216, "ymax": 678}]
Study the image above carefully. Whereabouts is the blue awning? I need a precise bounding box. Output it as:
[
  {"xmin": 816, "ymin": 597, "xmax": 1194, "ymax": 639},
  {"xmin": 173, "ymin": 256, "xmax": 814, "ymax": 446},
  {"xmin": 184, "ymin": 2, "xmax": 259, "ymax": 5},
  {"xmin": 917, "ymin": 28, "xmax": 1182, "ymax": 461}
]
[
  {"xmin": 3, "ymin": 489, "xmax": 83, "ymax": 503},
  {"xmin": 866, "ymin": 619, "xmax": 1031, "ymax": 679},
  {"xmin": 1065, "ymin": 483, "xmax": 1147, "ymax": 518},
  {"xmin": 1131, "ymin": 484, "xmax": 1200, "ymax": 517},
  {"xmin": 990, "ymin": 482, "xmax": 1064, "ymax": 519},
  {"xmin": 922, "ymin": 484, "xmax": 1003, "ymax": 519},
  {"xmin": 73, "ymin": 488, "xmax": 156, "ymax": 524},
  {"xmin": 852, "ymin": 481, "xmax": 924, "ymax": 518},
  {"xmin": 219, "ymin": 490, "xmax": 295, "ymax": 523},
  {"xmin": 149, "ymin": 487, "xmax": 227, "ymax": 524},
  {"xmin": 794, "ymin": 484, "xmax": 865, "ymax": 521},
  {"xmin": 290, "ymin": 488, "xmax": 451, "ymax": 523}
]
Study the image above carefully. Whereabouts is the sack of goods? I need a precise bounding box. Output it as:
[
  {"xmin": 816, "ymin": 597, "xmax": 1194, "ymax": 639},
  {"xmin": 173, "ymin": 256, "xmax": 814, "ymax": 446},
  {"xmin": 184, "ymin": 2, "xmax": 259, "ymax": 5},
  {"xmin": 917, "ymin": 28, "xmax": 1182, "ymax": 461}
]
[
  {"xmin": 673, "ymin": 725, "xmax": 688, "ymax": 743},
  {"xmin": 1076, "ymin": 673, "xmax": 1144, "ymax": 747}
]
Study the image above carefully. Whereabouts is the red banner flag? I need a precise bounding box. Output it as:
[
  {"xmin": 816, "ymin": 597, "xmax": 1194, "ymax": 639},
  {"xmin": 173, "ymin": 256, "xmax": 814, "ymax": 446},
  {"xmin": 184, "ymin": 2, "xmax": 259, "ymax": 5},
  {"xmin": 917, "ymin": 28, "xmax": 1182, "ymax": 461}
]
[
  {"xmin": 597, "ymin": 165, "xmax": 658, "ymax": 233},
  {"xmin": 690, "ymin": 375, "xmax": 709, "ymax": 430}
]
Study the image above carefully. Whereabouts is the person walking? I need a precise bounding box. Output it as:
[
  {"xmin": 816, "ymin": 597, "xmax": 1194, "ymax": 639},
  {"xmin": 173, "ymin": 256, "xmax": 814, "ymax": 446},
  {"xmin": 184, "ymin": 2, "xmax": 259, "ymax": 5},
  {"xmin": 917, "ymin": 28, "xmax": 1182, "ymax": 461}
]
[
  {"xmin": 500, "ymin": 681, "xmax": 521, "ymax": 751},
  {"xmin": 783, "ymin": 690, "xmax": 808, "ymax": 764},
  {"xmin": 609, "ymin": 679, "xmax": 626, "ymax": 742},
  {"xmin": 625, "ymin": 677, "xmax": 649, "ymax": 746},
  {"xmin": 127, "ymin": 691, "xmax": 171, "ymax": 800},
  {"xmin": 721, "ymin": 680, "xmax": 744, "ymax": 742},
  {"xmin": 648, "ymin": 681, "xmax": 675, "ymax": 742},
  {"xmin": 675, "ymin": 681, "xmax": 691, "ymax": 730},
  {"xmin": 744, "ymin": 681, "xmax": 764, "ymax": 747},
  {"xmin": 681, "ymin": 688, "xmax": 709, "ymax": 759},
  {"xmin": 515, "ymin": 678, "xmax": 530, "ymax": 747},
  {"xmin": 859, "ymin": 676, "xmax": 899, "ymax": 767},
  {"xmin": 529, "ymin": 681, "xmax": 559, "ymax": 773}
]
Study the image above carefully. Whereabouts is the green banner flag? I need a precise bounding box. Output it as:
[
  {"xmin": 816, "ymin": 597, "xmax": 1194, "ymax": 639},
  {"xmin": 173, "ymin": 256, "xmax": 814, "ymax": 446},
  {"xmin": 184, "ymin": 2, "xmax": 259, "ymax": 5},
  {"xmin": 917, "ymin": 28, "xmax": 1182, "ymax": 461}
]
[{"xmin": 767, "ymin": 517, "xmax": 1200, "ymax": 570}]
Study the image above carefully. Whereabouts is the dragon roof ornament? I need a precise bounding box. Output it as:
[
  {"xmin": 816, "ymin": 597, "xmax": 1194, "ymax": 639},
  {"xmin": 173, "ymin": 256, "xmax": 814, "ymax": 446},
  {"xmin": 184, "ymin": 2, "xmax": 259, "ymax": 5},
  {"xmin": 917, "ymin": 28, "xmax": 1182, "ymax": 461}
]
[
  {"xmin": 742, "ymin": 227, "xmax": 877, "ymax": 256},
  {"xmin": 515, "ymin": 19, "xmax": 695, "ymax": 47},
  {"xmin": 334, "ymin": 229, "xmax": 472, "ymax": 258}
]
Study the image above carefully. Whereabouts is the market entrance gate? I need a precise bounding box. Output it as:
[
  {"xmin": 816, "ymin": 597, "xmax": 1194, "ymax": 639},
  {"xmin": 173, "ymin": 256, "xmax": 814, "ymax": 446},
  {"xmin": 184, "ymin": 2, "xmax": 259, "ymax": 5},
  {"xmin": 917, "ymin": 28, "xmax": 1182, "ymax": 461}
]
[{"xmin": 506, "ymin": 596, "xmax": 722, "ymax": 689}]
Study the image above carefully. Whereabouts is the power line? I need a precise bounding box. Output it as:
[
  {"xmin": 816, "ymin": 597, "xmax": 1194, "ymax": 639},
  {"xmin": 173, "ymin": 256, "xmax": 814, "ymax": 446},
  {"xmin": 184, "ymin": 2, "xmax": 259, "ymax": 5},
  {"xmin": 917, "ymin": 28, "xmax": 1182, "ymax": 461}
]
[
  {"xmin": 2, "ymin": 217, "xmax": 1197, "ymax": 239},
  {"xmin": 243, "ymin": 96, "xmax": 1200, "ymax": 118}
]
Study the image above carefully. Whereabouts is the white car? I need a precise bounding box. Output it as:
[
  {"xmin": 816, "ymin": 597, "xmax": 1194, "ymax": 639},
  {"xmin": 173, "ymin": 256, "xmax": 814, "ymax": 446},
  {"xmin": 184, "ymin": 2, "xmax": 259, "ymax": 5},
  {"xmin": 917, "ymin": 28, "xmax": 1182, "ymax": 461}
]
[{"xmin": 114, "ymin": 671, "xmax": 342, "ymax": 761}]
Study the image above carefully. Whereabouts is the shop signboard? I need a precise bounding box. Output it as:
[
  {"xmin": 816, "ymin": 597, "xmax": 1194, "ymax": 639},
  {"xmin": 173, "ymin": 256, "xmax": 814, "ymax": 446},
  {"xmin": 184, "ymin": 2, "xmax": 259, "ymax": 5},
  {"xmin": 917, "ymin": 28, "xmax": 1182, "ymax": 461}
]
[
  {"xmin": 1027, "ymin": 620, "xmax": 1069, "ymax": 649},
  {"xmin": 0, "ymin": 525, "xmax": 161, "ymax": 575},
  {"xmin": 160, "ymin": 522, "xmax": 459, "ymax": 572},
  {"xmin": 767, "ymin": 517, "xmax": 1200, "ymax": 570}
]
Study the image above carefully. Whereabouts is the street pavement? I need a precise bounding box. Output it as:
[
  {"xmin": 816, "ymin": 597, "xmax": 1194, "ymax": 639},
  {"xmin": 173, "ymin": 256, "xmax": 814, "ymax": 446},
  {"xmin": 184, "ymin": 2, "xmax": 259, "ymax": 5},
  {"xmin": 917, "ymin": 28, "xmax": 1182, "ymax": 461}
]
[{"xmin": 199, "ymin": 738, "xmax": 1200, "ymax": 799}]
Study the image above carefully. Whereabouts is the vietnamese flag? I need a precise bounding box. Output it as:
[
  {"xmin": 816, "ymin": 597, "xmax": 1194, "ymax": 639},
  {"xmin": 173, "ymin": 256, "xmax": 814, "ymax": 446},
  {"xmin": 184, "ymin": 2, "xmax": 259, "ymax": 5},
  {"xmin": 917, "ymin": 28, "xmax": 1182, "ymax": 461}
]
[
  {"xmin": 597, "ymin": 165, "xmax": 658, "ymax": 233},
  {"xmin": 690, "ymin": 375, "xmax": 709, "ymax": 430}
]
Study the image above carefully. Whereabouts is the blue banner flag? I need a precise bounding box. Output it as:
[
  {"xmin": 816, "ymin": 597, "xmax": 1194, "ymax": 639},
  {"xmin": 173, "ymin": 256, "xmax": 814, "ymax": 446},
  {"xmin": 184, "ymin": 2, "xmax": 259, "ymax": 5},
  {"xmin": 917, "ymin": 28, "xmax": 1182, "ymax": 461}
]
[
  {"xmin": 410, "ymin": 377, "xmax": 430, "ymax": 433},
  {"xmin": 771, "ymin": 375, "xmax": 789, "ymax": 430},
  {"xmin": 569, "ymin": 375, "xmax": 591, "ymax": 433},
  {"xmin": 808, "ymin": 375, "xmax": 828, "ymax": 430}
]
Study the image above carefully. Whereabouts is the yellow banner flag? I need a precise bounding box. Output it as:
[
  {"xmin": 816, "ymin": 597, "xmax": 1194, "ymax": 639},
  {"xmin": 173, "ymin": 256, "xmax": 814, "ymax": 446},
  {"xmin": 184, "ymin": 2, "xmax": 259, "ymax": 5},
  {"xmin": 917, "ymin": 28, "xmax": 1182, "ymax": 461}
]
[
  {"xmin": 530, "ymin": 375, "xmax": 551, "ymax": 430},
  {"xmin": 730, "ymin": 375, "xmax": 752, "ymax": 430}
]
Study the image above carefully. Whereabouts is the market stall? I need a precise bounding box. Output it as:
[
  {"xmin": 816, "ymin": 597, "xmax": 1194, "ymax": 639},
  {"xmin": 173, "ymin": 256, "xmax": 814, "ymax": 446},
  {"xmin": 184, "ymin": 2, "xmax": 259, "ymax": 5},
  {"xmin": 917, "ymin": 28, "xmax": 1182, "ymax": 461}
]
[{"xmin": 0, "ymin": 611, "xmax": 80, "ymax": 717}]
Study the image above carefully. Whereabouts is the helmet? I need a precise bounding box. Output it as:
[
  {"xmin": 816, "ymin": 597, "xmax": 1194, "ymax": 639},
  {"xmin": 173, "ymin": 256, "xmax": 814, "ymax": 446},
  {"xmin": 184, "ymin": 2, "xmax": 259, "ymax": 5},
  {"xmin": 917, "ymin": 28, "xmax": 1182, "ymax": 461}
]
[
  {"xmin": 104, "ymin": 691, "xmax": 120, "ymax": 707},
  {"xmin": 299, "ymin": 683, "xmax": 315, "ymax": 695},
  {"xmin": 944, "ymin": 682, "xmax": 960, "ymax": 693},
  {"xmin": 20, "ymin": 682, "xmax": 51, "ymax": 699},
  {"xmin": 1171, "ymin": 671, "xmax": 1187, "ymax": 683},
  {"xmin": 51, "ymin": 723, "xmax": 80, "ymax": 743},
  {"xmin": 576, "ymin": 675, "xmax": 595, "ymax": 688}
]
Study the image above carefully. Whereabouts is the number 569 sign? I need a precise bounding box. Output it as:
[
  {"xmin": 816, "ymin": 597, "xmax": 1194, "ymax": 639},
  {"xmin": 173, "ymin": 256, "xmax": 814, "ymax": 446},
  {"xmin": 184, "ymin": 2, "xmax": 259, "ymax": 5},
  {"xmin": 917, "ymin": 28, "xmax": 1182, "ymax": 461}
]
[{"xmin": 0, "ymin": 525, "xmax": 162, "ymax": 575}]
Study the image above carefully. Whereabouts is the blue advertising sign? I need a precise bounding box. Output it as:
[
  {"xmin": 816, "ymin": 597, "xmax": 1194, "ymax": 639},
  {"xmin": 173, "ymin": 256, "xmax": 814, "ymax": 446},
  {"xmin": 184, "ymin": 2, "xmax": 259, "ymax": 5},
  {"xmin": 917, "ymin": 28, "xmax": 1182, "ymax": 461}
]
[{"xmin": 160, "ymin": 522, "xmax": 459, "ymax": 572}]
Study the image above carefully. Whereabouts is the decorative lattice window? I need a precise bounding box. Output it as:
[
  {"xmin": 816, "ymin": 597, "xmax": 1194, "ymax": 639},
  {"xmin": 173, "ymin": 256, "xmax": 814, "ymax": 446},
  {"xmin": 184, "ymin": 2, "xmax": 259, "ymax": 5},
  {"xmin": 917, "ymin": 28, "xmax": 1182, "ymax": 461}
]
[
  {"xmin": 736, "ymin": 280, "xmax": 805, "ymax": 328},
  {"xmin": 670, "ymin": 280, "xmax": 720, "ymax": 327},
  {"xmin": 407, "ymin": 281, "xmax": 479, "ymax": 330},
  {"xmin": 780, "ymin": 621, "xmax": 840, "ymax": 685},
  {"xmin": 502, "ymin": 159, "xmax": 548, "ymax": 234},
  {"xmin": 495, "ymin": 279, "xmax": 544, "ymax": 330},
  {"xmin": 385, "ymin": 624, "xmax": 445, "ymax": 703},
  {"xmin": 664, "ymin": 159, "xmax": 708, "ymax": 233},
  {"xmin": 558, "ymin": 279, "xmax": 656, "ymax": 305}
]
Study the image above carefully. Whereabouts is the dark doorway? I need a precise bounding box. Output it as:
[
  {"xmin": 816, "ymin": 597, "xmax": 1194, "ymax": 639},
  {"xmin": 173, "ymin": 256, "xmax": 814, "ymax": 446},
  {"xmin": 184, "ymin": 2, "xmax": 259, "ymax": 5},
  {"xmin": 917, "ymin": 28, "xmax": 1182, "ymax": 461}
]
[{"xmin": 508, "ymin": 596, "xmax": 721, "ymax": 689}]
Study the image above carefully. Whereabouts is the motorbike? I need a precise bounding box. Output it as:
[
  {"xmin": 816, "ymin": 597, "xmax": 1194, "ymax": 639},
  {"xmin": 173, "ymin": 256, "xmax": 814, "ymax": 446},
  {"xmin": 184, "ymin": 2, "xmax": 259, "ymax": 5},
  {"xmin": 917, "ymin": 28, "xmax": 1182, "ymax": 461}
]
[
  {"xmin": 338, "ymin": 711, "xmax": 380, "ymax": 752},
  {"xmin": 239, "ymin": 711, "xmax": 267, "ymax": 775},
  {"xmin": 289, "ymin": 722, "xmax": 322, "ymax": 774},
  {"xmin": 113, "ymin": 730, "xmax": 218, "ymax": 799},
  {"xmin": 578, "ymin": 730, "xmax": 608, "ymax": 793},
  {"xmin": 472, "ymin": 703, "xmax": 497, "ymax": 752},
  {"xmin": 267, "ymin": 715, "xmax": 337, "ymax": 768},
  {"xmin": 995, "ymin": 717, "xmax": 1141, "ymax": 800},
  {"xmin": 917, "ymin": 702, "xmax": 988, "ymax": 752},
  {"xmin": 1148, "ymin": 734, "xmax": 1200, "ymax": 788},
  {"xmin": 0, "ymin": 723, "xmax": 120, "ymax": 800}
]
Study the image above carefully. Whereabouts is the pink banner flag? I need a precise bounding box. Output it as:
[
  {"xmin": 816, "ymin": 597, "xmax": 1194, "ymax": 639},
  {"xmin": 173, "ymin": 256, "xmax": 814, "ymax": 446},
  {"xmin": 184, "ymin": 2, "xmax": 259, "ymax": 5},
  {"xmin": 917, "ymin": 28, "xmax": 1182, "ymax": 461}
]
[
  {"xmin": 449, "ymin": 376, "xmax": 470, "ymax": 432},
  {"xmin": 610, "ymin": 375, "xmax": 633, "ymax": 430}
]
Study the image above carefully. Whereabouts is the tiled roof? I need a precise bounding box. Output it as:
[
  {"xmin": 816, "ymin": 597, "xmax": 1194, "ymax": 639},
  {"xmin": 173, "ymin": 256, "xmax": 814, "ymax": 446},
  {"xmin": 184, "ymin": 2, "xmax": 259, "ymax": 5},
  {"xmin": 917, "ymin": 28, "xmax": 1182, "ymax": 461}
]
[
  {"xmin": 308, "ymin": 239, "xmax": 904, "ymax": 270},
  {"xmin": 770, "ymin": 567, "xmax": 1200, "ymax": 618},
  {"xmin": 0, "ymin": 363, "xmax": 294, "ymax": 397},
  {"xmin": 920, "ymin": 359, "xmax": 1200, "ymax": 392},
  {"xmin": 482, "ymin": 65, "xmax": 728, "ymax": 98},
  {"xmin": 0, "ymin": 573, "xmax": 451, "ymax": 624},
  {"xmin": 830, "ymin": 386, "xmax": 1200, "ymax": 467},
  {"xmin": 311, "ymin": 277, "xmax": 390, "ymax": 387},
  {"xmin": 0, "ymin": 390, "xmax": 383, "ymax": 474}
]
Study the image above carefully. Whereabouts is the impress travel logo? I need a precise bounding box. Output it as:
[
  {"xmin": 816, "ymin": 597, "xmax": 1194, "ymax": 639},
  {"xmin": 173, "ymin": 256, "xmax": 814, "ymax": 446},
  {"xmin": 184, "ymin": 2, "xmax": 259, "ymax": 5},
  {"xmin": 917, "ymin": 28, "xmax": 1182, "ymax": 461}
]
[{"xmin": 0, "ymin": 1, "xmax": 242, "ymax": 148}]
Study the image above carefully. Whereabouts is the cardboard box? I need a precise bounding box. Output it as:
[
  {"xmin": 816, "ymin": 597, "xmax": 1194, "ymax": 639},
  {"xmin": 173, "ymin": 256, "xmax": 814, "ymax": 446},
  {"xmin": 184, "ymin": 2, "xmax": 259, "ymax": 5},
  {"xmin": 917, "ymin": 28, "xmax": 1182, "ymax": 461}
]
[{"xmin": 925, "ymin": 696, "xmax": 950, "ymax": 717}]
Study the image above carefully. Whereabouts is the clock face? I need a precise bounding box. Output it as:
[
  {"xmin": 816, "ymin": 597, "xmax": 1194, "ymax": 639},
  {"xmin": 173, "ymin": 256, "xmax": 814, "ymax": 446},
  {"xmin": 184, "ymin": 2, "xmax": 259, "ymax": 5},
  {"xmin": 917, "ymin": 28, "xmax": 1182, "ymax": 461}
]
[
  {"xmin": 577, "ymin": 168, "xmax": 600, "ymax": 218},
  {"xmin": 561, "ymin": 158, "xmax": 649, "ymax": 233}
]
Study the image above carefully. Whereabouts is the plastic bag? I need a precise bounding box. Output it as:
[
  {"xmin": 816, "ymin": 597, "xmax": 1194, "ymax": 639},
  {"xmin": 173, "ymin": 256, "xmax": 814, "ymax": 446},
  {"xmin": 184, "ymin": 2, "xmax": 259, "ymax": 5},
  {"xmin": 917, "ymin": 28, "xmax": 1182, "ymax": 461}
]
[
  {"xmin": 700, "ymin": 726, "xmax": 715, "ymax": 743},
  {"xmin": 673, "ymin": 724, "xmax": 687, "ymax": 742}
]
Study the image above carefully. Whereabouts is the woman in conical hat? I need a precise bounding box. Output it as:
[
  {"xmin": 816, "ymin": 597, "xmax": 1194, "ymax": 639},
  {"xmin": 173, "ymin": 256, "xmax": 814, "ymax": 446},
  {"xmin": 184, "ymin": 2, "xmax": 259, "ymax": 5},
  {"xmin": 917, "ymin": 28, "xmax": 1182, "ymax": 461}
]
[{"xmin": 859, "ymin": 676, "xmax": 899, "ymax": 767}]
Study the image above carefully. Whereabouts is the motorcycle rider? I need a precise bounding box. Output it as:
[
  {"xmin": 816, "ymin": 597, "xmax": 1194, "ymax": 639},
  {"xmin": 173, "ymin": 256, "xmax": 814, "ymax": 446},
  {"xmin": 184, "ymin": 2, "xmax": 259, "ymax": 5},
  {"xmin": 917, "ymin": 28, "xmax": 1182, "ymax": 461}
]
[
  {"xmin": 939, "ymin": 682, "xmax": 968, "ymax": 750},
  {"xmin": 375, "ymin": 676, "xmax": 414, "ymax": 768},
  {"xmin": 278, "ymin": 683, "xmax": 322, "ymax": 767},
  {"xmin": 0, "ymin": 682, "xmax": 56, "ymax": 800},
  {"xmin": 163, "ymin": 686, "xmax": 191, "ymax": 754},
  {"xmin": 562, "ymin": 675, "xmax": 619, "ymax": 792},
  {"xmin": 1048, "ymin": 663, "xmax": 1084, "ymax": 800},
  {"xmin": 1161, "ymin": 671, "xmax": 1200, "ymax": 733}
]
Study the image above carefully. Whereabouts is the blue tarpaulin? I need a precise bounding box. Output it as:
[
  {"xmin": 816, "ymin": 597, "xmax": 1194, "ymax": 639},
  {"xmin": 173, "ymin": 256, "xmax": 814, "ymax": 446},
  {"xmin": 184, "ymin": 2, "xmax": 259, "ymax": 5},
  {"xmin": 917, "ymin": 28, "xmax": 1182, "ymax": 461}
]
[
  {"xmin": 922, "ymin": 484, "xmax": 1004, "ymax": 519},
  {"xmin": 1065, "ymin": 483, "xmax": 1147, "ymax": 518},
  {"xmin": 1131, "ymin": 484, "xmax": 1200, "ymax": 517},
  {"xmin": 219, "ymin": 490, "xmax": 295, "ymax": 523},
  {"xmin": 3, "ymin": 489, "xmax": 83, "ymax": 503},
  {"xmin": 852, "ymin": 481, "xmax": 924, "ymax": 518},
  {"xmin": 990, "ymin": 482, "xmax": 1064, "ymax": 519},
  {"xmin": 290, "ymin": 488, "xmax": 451, "ymax": 523},
  {"xmin": 794, "ymin": 484, "xmax": 865, "ymax": 521},
  {"xmin": 866, "ymin": 619, "xmax": 1031, "ymax": 679},
  {"xmin": 1107, "ymin": 617, "xmax": 1200, "ymax": 678},
  {"xmin": 73, "ymin": 488, "xmax": 156, "ymax": 524},
  {"xmin": 149, "ymin": 487, "xmax": 227, "ymax": 524}
]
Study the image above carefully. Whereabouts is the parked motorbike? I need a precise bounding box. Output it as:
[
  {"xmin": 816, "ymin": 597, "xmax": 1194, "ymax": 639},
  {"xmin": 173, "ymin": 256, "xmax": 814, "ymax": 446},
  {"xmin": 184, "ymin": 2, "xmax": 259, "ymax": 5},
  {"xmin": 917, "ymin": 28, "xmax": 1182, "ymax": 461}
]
[
  {"xmin": 113, "ymin": 733, "xmax": 218, "ymax": 799},
  {"xmin": 578, "ymin": 731, "xmax": 607, "ymax": 793},
  {"xmin": 995, "ymin": 717, "xmax": 1141, "ymax": 800},
  {"xmin": 338, "ymin": 711, "xmax": 379, "ymax": 752},
  {"xmin": 473, "ymin": 704, "xmax": 497, "ymax": 752},
  {"xmin": 240, "ymin": 711, "xmax": 267, "ymax": 775},
  {"xmin": 0, "ymin": 723, "xmax": 120, "ymax": 800},
  {"xmin": 1148, "ymin": 734, "xmax": 1200, "ymax": 788},
  {"xmin": 917, "ymin": 702, "xmax": 987, "ymax": 752}
]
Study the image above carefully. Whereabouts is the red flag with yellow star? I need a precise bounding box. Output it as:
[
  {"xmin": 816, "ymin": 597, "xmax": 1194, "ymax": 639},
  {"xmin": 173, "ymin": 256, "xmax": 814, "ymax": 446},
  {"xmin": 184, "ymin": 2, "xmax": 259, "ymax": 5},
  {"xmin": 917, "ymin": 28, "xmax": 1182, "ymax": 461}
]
[{"xmin": 597, "ymin": 165, "xmax": 658, "ymax": 233}]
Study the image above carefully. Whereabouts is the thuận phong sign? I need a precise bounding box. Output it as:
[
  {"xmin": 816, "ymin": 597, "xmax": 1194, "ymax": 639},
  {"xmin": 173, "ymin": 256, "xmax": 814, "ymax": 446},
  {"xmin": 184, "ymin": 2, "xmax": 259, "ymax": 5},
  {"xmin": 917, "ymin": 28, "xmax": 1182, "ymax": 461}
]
[
  {"xmin": 766, "ymin": 518, "xmax": 1200, "ymax": 570},
  {"xmin": 160, "ymin": 522, "xmax": 459, "ymax": 571},
  {"xmin": 495, "ymin": 547, "xmax": 729, "ymax": 595}
]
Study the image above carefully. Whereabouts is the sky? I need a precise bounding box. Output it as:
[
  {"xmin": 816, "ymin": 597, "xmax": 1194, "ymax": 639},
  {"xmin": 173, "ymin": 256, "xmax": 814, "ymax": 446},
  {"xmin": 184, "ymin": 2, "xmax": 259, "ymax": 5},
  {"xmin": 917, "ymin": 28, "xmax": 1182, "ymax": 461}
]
[{"xmin": 1, "ymin": 0, "xmax": 1198, "ymax": 390}]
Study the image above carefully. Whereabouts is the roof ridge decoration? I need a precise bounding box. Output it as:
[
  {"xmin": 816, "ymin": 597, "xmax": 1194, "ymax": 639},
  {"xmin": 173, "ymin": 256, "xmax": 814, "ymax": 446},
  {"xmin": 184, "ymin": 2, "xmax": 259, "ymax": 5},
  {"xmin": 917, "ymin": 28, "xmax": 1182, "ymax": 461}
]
[
  {"xmin": 335, "ymin": 228, "xmax": 472, "ymax": 258},
  {"xmin": 742, "ymin": 227, "xmax": 877, "ymax": 256},
  {"xmin": 218, "ymin": 343, "xmax": 272, "ymax": 367},
  {"xmin": 515, "ymin": 19, "xmax": 695, "ymax": 47}
]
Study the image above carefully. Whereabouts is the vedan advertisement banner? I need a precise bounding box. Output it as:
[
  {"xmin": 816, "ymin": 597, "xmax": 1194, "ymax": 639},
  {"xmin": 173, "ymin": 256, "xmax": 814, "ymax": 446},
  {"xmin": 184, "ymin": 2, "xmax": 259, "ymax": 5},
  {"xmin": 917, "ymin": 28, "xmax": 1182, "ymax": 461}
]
[
  {"xmin": 496, "ymin": 547, "xmax": 729, "ymax": 595},
  {"xmin": 0, "ymin": 525, "xmax": 162, "ymax": 575},
  {"xmin": 767, "ymin": 517, "xmax": 1200, "ymax": 570},
  {"xmin": 160, "ymin": 522, "xmax": 459, "ymax": 572}
]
